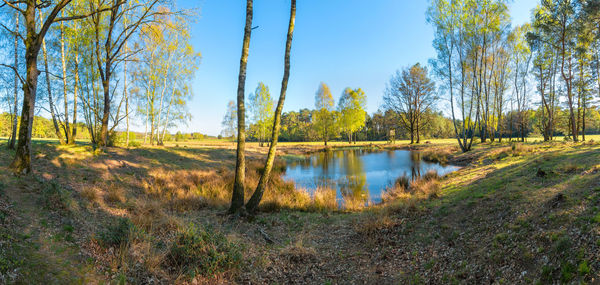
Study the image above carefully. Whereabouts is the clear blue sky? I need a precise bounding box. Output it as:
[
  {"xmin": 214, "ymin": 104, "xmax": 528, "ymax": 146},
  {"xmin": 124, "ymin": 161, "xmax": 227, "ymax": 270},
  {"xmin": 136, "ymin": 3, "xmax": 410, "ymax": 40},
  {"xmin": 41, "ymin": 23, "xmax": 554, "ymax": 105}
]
[{"xmin": 177, "ymin": 0, "xmax": 539, "ymax": 136}]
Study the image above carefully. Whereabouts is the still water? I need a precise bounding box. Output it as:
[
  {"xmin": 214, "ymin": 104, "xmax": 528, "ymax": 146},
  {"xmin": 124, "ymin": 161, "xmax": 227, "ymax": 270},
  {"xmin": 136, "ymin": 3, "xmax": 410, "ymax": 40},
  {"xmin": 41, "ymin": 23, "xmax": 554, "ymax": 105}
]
[{"xmin": 282, "ymin": 149, "xmax": 460, "ymax": 205}]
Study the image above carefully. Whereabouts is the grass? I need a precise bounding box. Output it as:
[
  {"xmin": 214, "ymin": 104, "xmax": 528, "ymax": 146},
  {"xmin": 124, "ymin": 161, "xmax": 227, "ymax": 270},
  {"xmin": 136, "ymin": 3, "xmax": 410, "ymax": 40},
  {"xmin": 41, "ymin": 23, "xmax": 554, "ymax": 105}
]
[{"xmin": 0, "ymin": 137, "xmax": 599, "ymax": 283}]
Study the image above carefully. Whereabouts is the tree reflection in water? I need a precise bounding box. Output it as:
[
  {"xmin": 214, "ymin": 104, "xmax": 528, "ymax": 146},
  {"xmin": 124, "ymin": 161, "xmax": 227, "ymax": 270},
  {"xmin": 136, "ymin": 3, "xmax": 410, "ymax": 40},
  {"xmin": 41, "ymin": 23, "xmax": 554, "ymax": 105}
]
[{"xmin": 282, "ymin": 148, "xmax": 459, "ymax": 208}]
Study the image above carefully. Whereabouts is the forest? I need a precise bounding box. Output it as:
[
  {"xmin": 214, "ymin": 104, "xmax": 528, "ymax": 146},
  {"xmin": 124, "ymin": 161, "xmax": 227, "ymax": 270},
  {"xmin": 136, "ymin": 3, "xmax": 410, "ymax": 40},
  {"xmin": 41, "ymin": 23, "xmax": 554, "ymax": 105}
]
[{"xmin": 0, "ymin": 0, "xmax": 599, "ymax": 284}]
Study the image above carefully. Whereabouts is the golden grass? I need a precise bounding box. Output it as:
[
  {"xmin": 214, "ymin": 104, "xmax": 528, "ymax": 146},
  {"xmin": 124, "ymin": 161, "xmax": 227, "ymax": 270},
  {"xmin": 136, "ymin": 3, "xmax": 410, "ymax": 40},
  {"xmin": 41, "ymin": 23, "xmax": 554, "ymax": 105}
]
[
  {"xmin": 355, "ymin": 211, "xmax": 399, "ymax": 237},
  {"xmin": 309, "ymin": 187, "xmax": 338, "ymax": 212},
  {"xmin": 81, "ymin": 187, "xmax": 99, "ymax": 203},
  {"xmin": 105, "ymin": 185, "xmax": 126, "ymax": 204},
  {"xmin": 381, "ymin": 170, "xmax": 441, "ymax": 205}
]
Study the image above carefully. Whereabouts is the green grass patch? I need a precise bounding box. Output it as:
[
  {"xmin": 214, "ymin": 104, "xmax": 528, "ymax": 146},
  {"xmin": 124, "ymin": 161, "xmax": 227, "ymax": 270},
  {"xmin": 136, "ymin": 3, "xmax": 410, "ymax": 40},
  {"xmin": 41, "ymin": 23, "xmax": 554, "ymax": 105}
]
[{"xmin": 167, "ymin": 223, "xmax": 242, "ymax": 277}]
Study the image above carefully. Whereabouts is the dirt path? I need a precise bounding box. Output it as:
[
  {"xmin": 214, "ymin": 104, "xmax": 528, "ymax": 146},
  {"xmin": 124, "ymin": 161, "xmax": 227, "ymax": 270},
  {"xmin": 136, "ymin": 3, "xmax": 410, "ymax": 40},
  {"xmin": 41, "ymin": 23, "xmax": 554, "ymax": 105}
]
[{"xmin": 1, "ymin": 174, "xmax": 98, "ymax": 284}]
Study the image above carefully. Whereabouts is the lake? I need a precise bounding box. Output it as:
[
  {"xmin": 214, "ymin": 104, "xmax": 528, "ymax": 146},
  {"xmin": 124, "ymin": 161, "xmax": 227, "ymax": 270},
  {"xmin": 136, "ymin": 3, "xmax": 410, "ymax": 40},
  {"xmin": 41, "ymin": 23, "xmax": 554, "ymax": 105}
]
[{"xmin": 282, "ymin": 148, "xmax": 460, "ymax": 206}]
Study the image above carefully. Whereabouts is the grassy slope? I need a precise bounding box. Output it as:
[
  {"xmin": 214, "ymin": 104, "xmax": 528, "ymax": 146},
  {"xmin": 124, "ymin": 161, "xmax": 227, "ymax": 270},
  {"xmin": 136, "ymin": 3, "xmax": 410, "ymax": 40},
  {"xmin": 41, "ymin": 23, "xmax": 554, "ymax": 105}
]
[{"xmin": 0, "ymin": 139, "xmax": 598, "ymax": 283}]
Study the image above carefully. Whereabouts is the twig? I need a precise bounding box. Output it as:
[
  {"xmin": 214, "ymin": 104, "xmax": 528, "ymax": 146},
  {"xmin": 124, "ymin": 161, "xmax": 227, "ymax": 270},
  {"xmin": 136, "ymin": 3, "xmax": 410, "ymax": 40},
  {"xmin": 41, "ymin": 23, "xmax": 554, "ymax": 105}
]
[{"xmin": 258, "ymin": 227, "xmax": 275, "ymax": 244}]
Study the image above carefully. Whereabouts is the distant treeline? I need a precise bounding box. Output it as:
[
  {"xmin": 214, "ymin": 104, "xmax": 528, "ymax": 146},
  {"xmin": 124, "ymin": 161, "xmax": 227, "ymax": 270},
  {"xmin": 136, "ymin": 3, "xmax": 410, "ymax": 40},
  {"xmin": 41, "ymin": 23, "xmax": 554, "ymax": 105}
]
[
  {"xmin": 0, "ymin": 113, "xmax": 213, "ymax": 143},
  {"xmin": 222, "ymin": 106, "xmax": 600, "ymax": 143}
]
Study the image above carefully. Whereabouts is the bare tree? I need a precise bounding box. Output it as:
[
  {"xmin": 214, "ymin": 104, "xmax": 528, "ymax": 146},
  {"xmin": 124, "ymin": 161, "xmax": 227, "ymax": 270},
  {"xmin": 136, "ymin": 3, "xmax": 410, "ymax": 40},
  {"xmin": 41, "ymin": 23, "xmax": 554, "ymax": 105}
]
[
  {"xmin": 90, "ymin": 0, "xmax": 163, "ymax": 147},
  {"xmin": 384, "ymin": 63, "xmax": 437, "ymax": 144}
]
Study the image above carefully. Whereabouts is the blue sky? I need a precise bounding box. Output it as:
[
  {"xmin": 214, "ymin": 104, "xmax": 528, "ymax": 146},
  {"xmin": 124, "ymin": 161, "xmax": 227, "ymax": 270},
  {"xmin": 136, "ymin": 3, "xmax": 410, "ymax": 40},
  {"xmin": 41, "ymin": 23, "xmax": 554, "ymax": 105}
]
[{"xmin": 177, "ymin": 0, "xmax": 539, "ymax": 136}]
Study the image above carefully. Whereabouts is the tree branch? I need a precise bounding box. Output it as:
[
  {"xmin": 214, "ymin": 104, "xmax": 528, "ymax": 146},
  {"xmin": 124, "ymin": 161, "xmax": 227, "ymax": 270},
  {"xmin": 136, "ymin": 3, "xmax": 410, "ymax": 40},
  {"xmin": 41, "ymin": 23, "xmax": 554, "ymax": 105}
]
[{"xmin": 0, "ymin": 63, "xmax": 24, "ymax": 85}]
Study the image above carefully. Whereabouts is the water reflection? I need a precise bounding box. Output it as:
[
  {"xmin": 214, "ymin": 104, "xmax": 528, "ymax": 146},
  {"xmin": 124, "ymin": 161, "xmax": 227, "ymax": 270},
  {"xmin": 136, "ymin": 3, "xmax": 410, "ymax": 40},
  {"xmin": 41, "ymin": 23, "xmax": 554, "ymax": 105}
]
[{"xmin": 283, "ymin": 149, "xmax": 459, "ymax": 206}]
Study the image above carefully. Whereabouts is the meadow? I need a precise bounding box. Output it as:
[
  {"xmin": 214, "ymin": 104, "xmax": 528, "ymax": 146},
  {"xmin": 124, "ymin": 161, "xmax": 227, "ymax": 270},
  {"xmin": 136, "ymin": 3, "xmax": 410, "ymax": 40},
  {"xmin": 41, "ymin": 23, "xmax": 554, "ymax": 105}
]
[{"xmin": 0, "ymin": 137, "xmax": 599, "ymax": 283}]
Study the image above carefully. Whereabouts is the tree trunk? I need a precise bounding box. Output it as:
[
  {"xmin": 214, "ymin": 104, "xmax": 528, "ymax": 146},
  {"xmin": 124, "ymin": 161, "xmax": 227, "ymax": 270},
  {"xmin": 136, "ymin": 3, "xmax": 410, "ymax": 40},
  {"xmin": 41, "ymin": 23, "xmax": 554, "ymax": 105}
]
[
  {"xmin": 230, "ymin": 0, "xmax": 254, "ymax": 214},
  {"xmin": 72, "ymin": 53, "xmax": 79, "ymax": 142},
  {"xmin": 124, "ymin": 42, "xmax": 129, "ymax": 147},
  {"xmin": 160, "ymin": 89, "xmax": 176, "ymax": 144},
  {"xmin": 246, "ymin": 0, "xmax": 295, "ymax": 213},
  {"xmin": 99, "ymin": 75, "xmax": 111, "ymax": 147},
  {"xmin": 60, "ymin": 14, "xmax": 71, "ymax": 144},
  {"xmin": 8, "ymin": 11, "xmax": 19, "ymax": 150},
  {"xmin": 42, "ymin": 23, "xmax": 66, "ymax": 145},
  {"xmin": 11, "ymin": 4, "xmax": 41, "ymax": 174}
]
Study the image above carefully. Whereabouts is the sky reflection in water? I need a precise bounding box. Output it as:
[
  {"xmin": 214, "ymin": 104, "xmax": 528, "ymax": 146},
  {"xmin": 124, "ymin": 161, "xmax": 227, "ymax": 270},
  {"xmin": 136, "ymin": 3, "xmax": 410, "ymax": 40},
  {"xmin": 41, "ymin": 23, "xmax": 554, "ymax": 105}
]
[{"xmin": 282, "ymin": 149, "xmax": 460, "ymax": 205}]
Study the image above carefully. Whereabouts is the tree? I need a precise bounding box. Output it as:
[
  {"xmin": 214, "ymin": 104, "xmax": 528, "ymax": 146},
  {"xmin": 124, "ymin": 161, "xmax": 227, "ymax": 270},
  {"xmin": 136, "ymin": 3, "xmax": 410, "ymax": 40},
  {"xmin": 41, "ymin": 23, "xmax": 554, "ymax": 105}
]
[
  {"xmin": 40, "ymin": 9, "xmax": 66, "ymax": 145},
  {"xmin": 541, "ymin": 0, "xmax": 579, "ymax": 141},
  {"xmin": 221, "ymin": 100, "xmax": 237, "ymax": 138},
  {"xmin": 428, "ymin": 0, "xmax": 514, "ymax": 150},
  {"xmin": 338, "ymin": 88, "xmax": 367, "ymax": 144},
  {"xmin": 313, "ymin": 82, "xmax": 336, "ymax": 145},
  {"xmin": 90, "ymin": 0, "xmax": 163, "ymax": 147},
  {"xmin": 428, "ymin": 0, "xmax": 476, "ymax": 152},
  {"xmin": 508, "ymin": 24, "xmax": 532, "ymax": 142},
  {"xmin": 248, "ymin": 82, "xmax": 274, "ymax": 146},
  {"xmin": 529, "ymin": 6, "xmax": 557, "ymax": 141},
  {"xmin": 230, "ymin": 0, "xmax": 253, "ymax": 214},
  {"xmin": 383, "ymin": 63, "xmax": 437, "ymax": 144},
  {"xmin": 245, "ymin": 0, "xmax": 296, "ymax": 213},
  {"xmin": 131, "ymin": 11, "xmax": 200, "ymax": 145},
  {"xmin": 7, "ymin": 10, "xmax": 19, "ymax": 149},
  {"xmin": 2, "ymin": 0, "xmax": 105, "ymax": 174}
]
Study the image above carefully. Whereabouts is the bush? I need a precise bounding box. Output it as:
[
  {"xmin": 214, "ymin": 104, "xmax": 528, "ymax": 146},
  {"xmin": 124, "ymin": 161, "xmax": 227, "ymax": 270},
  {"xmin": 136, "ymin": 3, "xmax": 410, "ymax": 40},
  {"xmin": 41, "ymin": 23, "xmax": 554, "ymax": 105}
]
[
  {"xmin": 98, "ymin": 218, "xmax": 132, "ymax": 247},
  {"xmin": 168, "ymin": 224, "xmax": 242, "ymax": 277},
  {"xmin": 108, "ymin": 131, "xmax": 137, "ymax": 147}
]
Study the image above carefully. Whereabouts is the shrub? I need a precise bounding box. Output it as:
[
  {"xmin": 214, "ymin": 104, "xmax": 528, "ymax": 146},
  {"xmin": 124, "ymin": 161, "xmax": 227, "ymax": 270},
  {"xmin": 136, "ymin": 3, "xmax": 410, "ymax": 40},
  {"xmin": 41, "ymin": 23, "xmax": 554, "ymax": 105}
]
[
  {"xmin": 128, "ymin": 140, "xmax": 141, "ymax": 147},
  {"xmin": 168, "ymin": 224, "xmax": 242, "ymax": 277},
  {"xmin": 98, "ymin": 218, "xmax": 132, "ymax": 248}
]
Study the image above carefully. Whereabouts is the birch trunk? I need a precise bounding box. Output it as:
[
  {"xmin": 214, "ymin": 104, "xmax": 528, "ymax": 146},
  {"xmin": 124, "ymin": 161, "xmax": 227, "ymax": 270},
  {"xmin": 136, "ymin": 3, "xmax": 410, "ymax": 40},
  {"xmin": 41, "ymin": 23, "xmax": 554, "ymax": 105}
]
[{"xmin": 246, "ymin": 0, "xmax": 296, "ymax": 213}]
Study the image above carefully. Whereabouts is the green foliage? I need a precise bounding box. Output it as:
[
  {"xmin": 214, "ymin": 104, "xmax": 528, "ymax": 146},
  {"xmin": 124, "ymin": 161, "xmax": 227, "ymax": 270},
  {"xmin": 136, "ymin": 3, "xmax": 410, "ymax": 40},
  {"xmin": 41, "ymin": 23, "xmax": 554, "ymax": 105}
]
[
  {"xmin": 560, "ymin": 262, "xmax": 576, "ymax": 282},
  {"xmin": 98, "ymin": 218, "xmax": 132, "ymax": 248},
  {"xmin": 40, "ymin": 180, "xmax": 77, "ymax": 213},
  {"xmin": 577, "ymin": 260, "xmax": 590, "ymax": 276},
  {"xmin": 248, "ymin": 82, "xmax": 275, "ymax": 144},
  {"xmin": 221, "ymin": 100, "xmax": 238, "ymax": 138},
  {"xmin": 313, "ymin": 82, "xmax": 337, "ymax": 144},
  {"xmin": 338, "ymin": 88, "xmax": 367, "ymax": 142},
  {"xmin": 168, "ymin": 224, "xmax": 242, "ymax": 277}
]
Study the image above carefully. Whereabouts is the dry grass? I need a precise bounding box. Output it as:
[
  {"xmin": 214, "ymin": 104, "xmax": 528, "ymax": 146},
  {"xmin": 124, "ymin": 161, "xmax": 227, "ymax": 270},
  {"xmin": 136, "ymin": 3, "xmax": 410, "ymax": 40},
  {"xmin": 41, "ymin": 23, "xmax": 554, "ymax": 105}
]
[
  {"xmin": 558, "ymin": 163, "xmax": 579, "ymax": 174},
  {"xmin": 130, "ymin": 199, "xmax": 181, "ymax": 234},
  {"xmin": 309, "ymin": 187, "xmax": 338, "ymax": 212},
  {"xmin": 355, "ymin": 212, "xmax": 399, "ymax": 237},
  {"xmin": 105, "ymin": 185, "xmax": 126, "ymax": 204},
  {"xmin": 139, "ymin": 158, "xmax": 335, "ymax": 213},
  {"xmin": 81, "ymin": 187, "xmax": 99, "ymax": 203},
  {"xmin": 381, "ymin": 170, "xmax": 441, "ymax": 204},
  {"xmin": 279, "ymin": 241, "xmax": 318, "ymax": 263}
]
